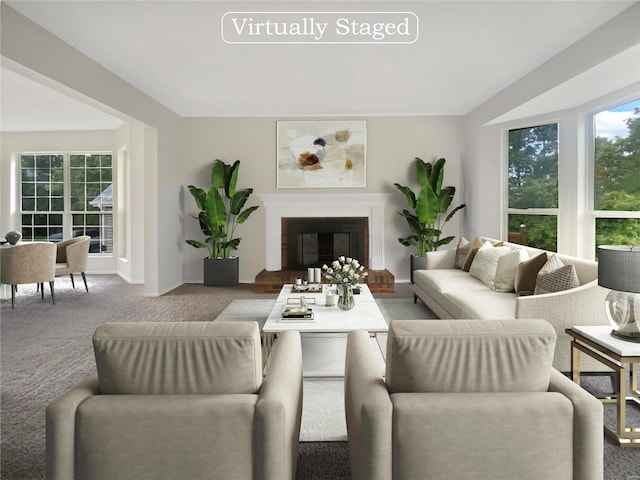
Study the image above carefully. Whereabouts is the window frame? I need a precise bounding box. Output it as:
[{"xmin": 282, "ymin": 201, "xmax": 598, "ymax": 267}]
[
  {"xmin": 18, "ymin": 151, "xmax": 115, "ymax": 256},
  {"xmin": 503, "ymin": 121, "xmax": 561, "ymax": 251},
  {"xmin": 586, "ymin": 97, "xmax": 640, "ymax": 258}
]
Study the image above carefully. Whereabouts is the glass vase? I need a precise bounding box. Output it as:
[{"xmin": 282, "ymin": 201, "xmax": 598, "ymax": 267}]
[{"xmin": 337, "ymin": 284, "xmax": 355, "ymax": 311}]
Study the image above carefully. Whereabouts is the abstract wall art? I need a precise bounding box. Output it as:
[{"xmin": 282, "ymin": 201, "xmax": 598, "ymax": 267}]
[{"xmin": 277, "ymin": 120, "xmax": 366, "ymax": 188}]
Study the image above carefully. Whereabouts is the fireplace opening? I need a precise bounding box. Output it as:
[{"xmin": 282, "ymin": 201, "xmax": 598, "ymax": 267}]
[{"xmin": 282, "ymin": 217, "xmax": 368, "ymax": 269}]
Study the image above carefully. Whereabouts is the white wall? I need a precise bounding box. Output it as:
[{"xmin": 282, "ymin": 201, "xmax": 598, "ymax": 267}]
[{"xmin": 183, "ymin": 116, "xmax": 465, "ymax": 283}]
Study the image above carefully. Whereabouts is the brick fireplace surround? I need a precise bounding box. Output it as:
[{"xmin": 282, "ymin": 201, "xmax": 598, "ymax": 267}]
[{"xmin": 254, "ymin": 194, "xmax": 395, "ymax": 293}]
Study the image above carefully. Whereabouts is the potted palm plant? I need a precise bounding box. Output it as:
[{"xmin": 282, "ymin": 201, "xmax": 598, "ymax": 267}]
[
  {"xmin": 186, "ymin": 159, "xmax": 259, "ymax": 286},
  {"xmin": 394, "ymin": 157, "xmax": 466, "ymax": 282}
]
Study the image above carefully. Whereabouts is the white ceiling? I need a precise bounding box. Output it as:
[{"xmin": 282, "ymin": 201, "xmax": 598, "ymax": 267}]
[{"xmin": 1, "ymin": 1, "xmax": 638, "ymax": 131}]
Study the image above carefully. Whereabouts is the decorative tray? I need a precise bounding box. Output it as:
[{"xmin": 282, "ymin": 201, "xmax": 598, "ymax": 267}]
[{"xmin": 292, "ymin": 283, "xmax": 322, "ymax": 292}]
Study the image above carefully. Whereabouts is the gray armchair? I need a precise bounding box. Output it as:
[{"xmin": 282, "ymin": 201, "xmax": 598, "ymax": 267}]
[
  {"xmin": 345, "ymin": 319, "xmax": 604, "ymax": 480},
  {"xmin": 0, "ymin": 241, "xmax": 56, "ymax": 309},
  {"xmin": 55, "ymin": 236, "xmax": 90, "ymax": 291},
  {"xmin": 46, "ymin": 321, "xmax": 303, "ymax": 480}
]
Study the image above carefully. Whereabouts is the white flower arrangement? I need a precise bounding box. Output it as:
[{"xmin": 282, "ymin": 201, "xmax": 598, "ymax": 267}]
[{"xmin": 322, "ymin": 256, "xmax": 368, "ymax": 286}]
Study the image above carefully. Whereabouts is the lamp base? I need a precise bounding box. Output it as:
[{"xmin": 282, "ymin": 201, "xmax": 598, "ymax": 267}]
[
  {"xmin": 604, "ymin": 290, "xmax": 640, "ymax": 343},
  {"xmin": 611, "ymin": 329, "xmax": 640, "ymax": 343}
]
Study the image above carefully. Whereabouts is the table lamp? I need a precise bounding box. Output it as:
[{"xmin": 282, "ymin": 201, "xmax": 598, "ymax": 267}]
[{"xmin": 598, "ymin": 245, "xmax": 640, "ymax": 342}]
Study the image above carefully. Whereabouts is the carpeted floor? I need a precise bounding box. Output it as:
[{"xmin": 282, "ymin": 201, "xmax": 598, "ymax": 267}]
[
  {"xmin": 0, "ymin": 276, "xmax": 417, "ymax": 479},
  {"xmin": 1, "ymin": 275, "xmax": 639, "ymax": 479}
]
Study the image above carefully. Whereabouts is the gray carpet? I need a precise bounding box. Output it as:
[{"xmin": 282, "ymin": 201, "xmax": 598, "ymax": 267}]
[
  {"xmin": 2, "ymin": 275, "xmax": 639, "ymax": 479},
  {"xmin": 211, "ymin": 296, "xmax": 438, "ymax": 442}
]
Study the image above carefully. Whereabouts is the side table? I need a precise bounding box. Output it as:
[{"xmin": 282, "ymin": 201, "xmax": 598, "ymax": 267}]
[{"xmin": 566, "ymin": 325, "xmax": 640, "ymax": 447}]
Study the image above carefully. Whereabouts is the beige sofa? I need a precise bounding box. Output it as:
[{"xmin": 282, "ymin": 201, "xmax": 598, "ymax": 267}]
[
  {"xmin": 46, "ymin": 322, "xmax": 303, "ymax": 480},
  {"xmin": 345, "ymin": 320, "xmax": 603, "ymax": 480},
  {"xmin": 413, "ymin": 237, "xmax": 610, "ymax": 372}
]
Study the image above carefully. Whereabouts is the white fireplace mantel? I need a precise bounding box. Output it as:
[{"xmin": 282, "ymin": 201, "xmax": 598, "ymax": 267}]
[{"xmin": 257, "ymin": 193, "xmax": 392, "ymax": 271}]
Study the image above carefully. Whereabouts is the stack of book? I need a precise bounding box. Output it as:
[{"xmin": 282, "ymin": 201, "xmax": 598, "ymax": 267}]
[{"xmin": 281, "ymin": 304, "xmax": 315, "ymax": 322}]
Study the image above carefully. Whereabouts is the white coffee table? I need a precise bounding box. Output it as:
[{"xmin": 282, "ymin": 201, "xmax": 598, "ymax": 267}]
[{"xmin": 263, "ymin": 284, "xmax": 388, "ymax": 377}]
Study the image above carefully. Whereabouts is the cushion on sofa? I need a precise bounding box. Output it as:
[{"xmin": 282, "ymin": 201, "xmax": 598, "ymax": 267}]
[
  {"xmin": 462, "ymin": 237, "xmax": 504, "ymax": 272},
  {"xmin": 454, "ymin": 237, "xmax": 471, "ymax": 269},
  {"xmin": 514, "ymin": 252, "xmax": 548, "ymax": 296},
  {"xmin": 468, "ymin": 243, "xmax": 512, "ymax": 288},
  {"xmin": 534, "ymin": 254, "xmax": 580, "ymax": 295},
  {"xmin": 385, "ymin": 319, "xmax": 557, "ymax": 394},
  {"xmin": 443, "ymin": 288, "xmax": 517, "ymax": 319},
  {"xmin": 494, "ymin": 249, "xmax": 529, "ymax": 292},
  {"xmin": 93, "ymin": 321, "xmax": 263, "ymax": 395},
  {"xmin": 462, "ymin": 236, "xmax": 484, "ymax": 271}
]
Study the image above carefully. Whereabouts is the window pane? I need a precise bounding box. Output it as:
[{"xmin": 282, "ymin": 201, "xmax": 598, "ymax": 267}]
[
  {"xmin": 70, "ymin": 155, "xmax": 85, "ymax": 168},
  {"xmin": 594, "ymin": 100, "xmax": 640, "ymax": 211},
  {"xmin": 34, "ymin": 227, "xmax": 47, "ymax": 240},
  {"xmin": 508, "ymin": 214, "xmax": 557, "ymax": 251},
  {"xmin": 22, "ymin": 198, "xmax": 35, "ymax": 211},
  {"xmin": 86, "ymin": 155, "xmax": 100, "ymax": 168},
  {"xmin": 36, "ymin": 155, "xmax": 50, "ymax": 169},
  {"xmin": 51, "ymin": 198, "xmax": 64, "ymax": 211},
  {"xmin": 50, "ymin": 166, "xmax": 64, "ymax": 182},
  {"xmin": 508, "ymin": 124, "xmax": 559, "ymax": 209},
  {"xmin": 596, "ymin": 218, "xmax": 640, "ymax": 253},
  {"xmin": 22, "ymin": 183, "xmax": 35, "ymax": 196},
  {"xmin": 21, "ymin": 155, "xmax": 35, "ymax": 168},
  {"xmin": 36, "ymin": 198, "xmax": 49, "ymax": 211},
  {"xmin": 36, "ymin": 183, "xmax": 50, "ymax": 196},
  {"xmin": 35, "ymin": 169, "xmax": 51, "ymax": 182},
  {"xmin": 21, "ymin": 169, "xmax": 35, "ymax": 181},
  {"xmin": 70, "ymin": 196, "xmax": 85, "ymax": 211},
  {"xmin": 70, "ymin": 168, "xmax": 85, "ymax": 182},
  {"xmin": 72, "ymin": 214, "xmax": 85, "ymax": 227},
  {"xmin": 86, "ymin": 168, "xmax": 101, "ymax": 182},
  {"xmin": 50, "ymin": 183, "xmax": 64, "ymax": 195}
]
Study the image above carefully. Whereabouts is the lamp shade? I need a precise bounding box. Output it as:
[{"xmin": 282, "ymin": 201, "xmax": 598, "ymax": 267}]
[{"xmin": 598, "ymin": 245, "xmax": 640, "ymax": 293}]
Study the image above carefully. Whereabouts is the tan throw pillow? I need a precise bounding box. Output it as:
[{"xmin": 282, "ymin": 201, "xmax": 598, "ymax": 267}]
[
  {"xmin": 462, "ymin": 236, "xmax": 484, "ymax": 271},
  {"xmin": 534, "ymin": 255, "xmax": 580, "ymax": 295},
  {"xmin": 454, "ymin": 237, "xmax": 471, "ymax": 269},
  {"xmin": 494, "ymin": 249, "xmax": 529, "ymax": 292},
  {"xmin": 514, "ymin": 252, "xmax": 548, "ymax": 296}
]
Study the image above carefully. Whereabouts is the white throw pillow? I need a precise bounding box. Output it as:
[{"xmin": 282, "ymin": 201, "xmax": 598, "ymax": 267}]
[
  {"xmin": 494, "ymin": 249, "xmax": 529, "ymax": 292},
  {"xmin": 469, "ymin": 244, "xmax": 512, "ymax": 289}
]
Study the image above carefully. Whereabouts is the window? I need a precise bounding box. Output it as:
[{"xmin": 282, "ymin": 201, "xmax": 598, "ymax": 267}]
[
  {"xmin": 507, "ymin": 123, "xmax": 559, "ymax": 251},
  {"xmin": 20, "ymin": 153, "xmax": 113, "ymax": 254},
  {"xmin": 593, "ymin": 99, "xmax": 640, "ymax": 253}
]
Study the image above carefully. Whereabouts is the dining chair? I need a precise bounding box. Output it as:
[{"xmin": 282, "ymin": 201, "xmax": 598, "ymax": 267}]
[
  {"xmin": 55, "ymin": 236, "xmax": 91, "ymax": 291},
  {"xmin": 1, "ymin": 242, "xmax": 57, "ymax": 309}
]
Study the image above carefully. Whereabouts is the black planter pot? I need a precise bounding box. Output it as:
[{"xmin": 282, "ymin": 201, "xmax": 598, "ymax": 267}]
[
  {"xmin": 204, "ymin": 257, "xmax": 239, "ymax": 286},
  {"xmin": 410, "ymin": 254, "xmax": 427, "ymax": 283}
]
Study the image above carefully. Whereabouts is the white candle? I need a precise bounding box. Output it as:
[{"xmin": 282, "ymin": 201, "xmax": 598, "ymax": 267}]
[{"xmin": 307, "ymin": 268, "xmax": 315, "ymax": 283}]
